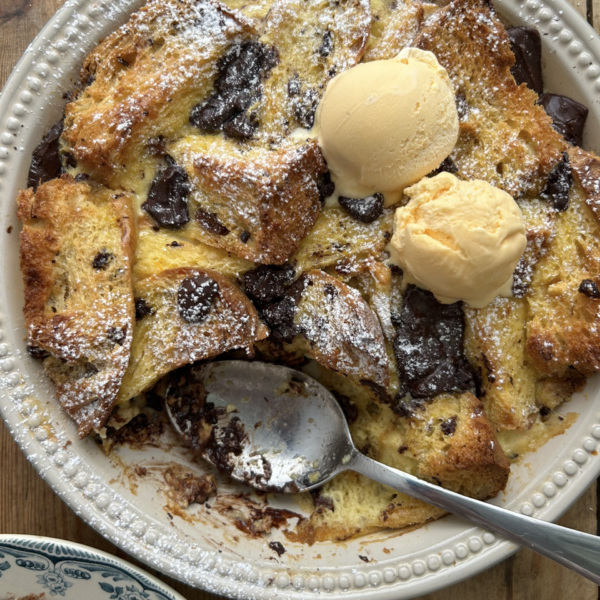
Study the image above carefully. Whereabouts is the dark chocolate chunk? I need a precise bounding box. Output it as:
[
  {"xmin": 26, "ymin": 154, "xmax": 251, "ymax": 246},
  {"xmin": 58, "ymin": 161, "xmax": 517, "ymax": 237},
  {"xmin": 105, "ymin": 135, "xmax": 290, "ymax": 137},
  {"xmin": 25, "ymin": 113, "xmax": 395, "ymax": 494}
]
[
  {"xmin": 333, "ymin": 392, "xmax": 358, "ymax": 424},
  {"xmin": 190, "ymin": 42, "xmax": 278, "ymax": 136},
  {"xmin": 262, "ymin": 276, "xmax": 308, "ymax": 343},
  {"xmin": 311, "ymin": 489, "xmax": 334, "ymax": 512},
  {"xmin": 190, "ymin": 94, "xmax": 245, "ymax": 132},
  {"xmin": 142, "ymin": 165, "xmax": 191, "ymax": 229},
  {"xmin": 147, "ymin": 136, "xmax": 168, "ymax": 157},
  {"xmin": 455, "ymin": 92, "xmax": 469, "ymax": 121},
  {"xmin": 27, "ymin": 345, "xmax": 49, "ymax": 360},
  {"xmin": 539, "ymin": 405, "xmax": 551, "ymax": 417},
  {"xmin": 540, "ymin": 152, "xmax": 572, "ymax": 211},
  {"xmin": 538, "ymin": 93, "xmax": 588, "ymax": 146},
  {"xmin": 177, "ymin": 274, "xmax": 219, "ymax": 324},
  {"xmin": 244, "ymin": 264, "xmax": 296, "ymax": 307},
  {"xmin": 135, "ymin": 298, "xmax": 154, "ymax": 321},
  {"xmin": 92, "ymin": 251, "xmax": 114, "ymax": 270},
  {"xmin": 579, "ymin": 279, "xmax": 600, "ymax": 298},
  {"xmin": 294, "ymin": 88, "xmax": 320, "ymax": 129},
  {"xmin": 223, "ymin": 112, "xmax": 257, "ymax": 139},
  {"xmin": 166, "ymin": 364, "xmax": 216, "ymax": 453},
  {"xmin": 107, "ymin": 327, "xmax": 126, "ymax": 346},
  {"xmin": 338, "ymin": 193, "xmax": 384, "ymax": 223},
  {"xmin": 196, "ymin": 207, "xmax": 230, "ymax": 236},
  {"xmin": 204, "ymin": 416, "xmax": 248, "ymax": 475},
  {"xmin": 27, "ymin": 121, "xmax": 64, "ymax": 190},
  {"xmin": 507, "ymin": 27, "xmax": 543, "ymax": 95},
  {"xmin": 240, "ymin": 230, "xmax": 251, "ymax": 243},
  {"xmin": 440, "ymin": 416, "xmax": 457, "ymax": 435},
  {"xmin": 319, "ymin": 30, "xmax": 334, "ymax": 57},
  {"xmin": 429, "ymin": 156, "xmax": 458, "ymax": 177},
  {"xmin": 268, "ymin": 541, "xmax": 286, "ymax": 556},
  {"xmin": 393, "ymin": 285, "xmax": 476, "ymax": 399},
  {"xmin": 63, "ymin": 152, "xmax": 77, "ymax": 170},
  {"xmin": 83, "ymin": 363, "xmax": 99, "ymax": 378},
  {"xmin": 317, "ymin": 171, "xmax": 335, "ymax": 202}
]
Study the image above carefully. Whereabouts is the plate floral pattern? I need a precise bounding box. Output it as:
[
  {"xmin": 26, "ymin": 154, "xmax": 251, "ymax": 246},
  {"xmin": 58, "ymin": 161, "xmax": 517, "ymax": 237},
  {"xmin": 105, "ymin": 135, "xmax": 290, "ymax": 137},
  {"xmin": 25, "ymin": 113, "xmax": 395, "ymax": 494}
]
[{"xmin": 0, "ymin": 536, "xmax": 184, "ymax": 600}]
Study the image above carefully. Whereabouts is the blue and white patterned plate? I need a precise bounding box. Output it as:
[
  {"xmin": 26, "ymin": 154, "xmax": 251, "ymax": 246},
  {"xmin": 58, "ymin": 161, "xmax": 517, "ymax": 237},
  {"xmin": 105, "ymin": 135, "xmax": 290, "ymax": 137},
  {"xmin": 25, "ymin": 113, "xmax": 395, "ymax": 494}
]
[{"xmin": 0, "ymin": 535, "xmax": 186, "ymax": 600}]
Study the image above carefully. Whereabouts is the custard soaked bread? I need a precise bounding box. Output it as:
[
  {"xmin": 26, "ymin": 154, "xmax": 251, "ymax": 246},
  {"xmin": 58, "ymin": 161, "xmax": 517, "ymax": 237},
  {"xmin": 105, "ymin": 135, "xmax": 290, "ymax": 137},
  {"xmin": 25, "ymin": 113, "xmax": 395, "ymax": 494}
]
[
  {"xmin": 18, "ymin": 176, "xmax": 135, "ymax": 437},
  {"xmin": 291, "ymin": 368, "xmax": 509, "ymax": 543}
]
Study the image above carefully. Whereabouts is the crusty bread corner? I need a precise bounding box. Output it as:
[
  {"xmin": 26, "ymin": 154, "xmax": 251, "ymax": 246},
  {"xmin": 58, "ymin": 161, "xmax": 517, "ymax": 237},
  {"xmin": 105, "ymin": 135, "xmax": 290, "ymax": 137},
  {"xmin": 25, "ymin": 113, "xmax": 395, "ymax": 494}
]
[
  {"xmin": 526, "ymin": 147, "xmax": 600, "ymax": 377},
  {"xmin": 414, "ymin": 0, "xmax": 567, "ymax": 199},
  {"xmin": 290, "ymin": 367, "xmax": 509, "ymax": 543},
  {"xmin": 116, "ymin": 267, "xmax": 268, "ymax": 403},
  {"xmin": 18, "ymin": 175, "xmax": 135, "ymax": 437},
  {"xmin": 257, "ymin": 0, "xmax": 371, "ymax": 140},
  {"xmin": 171, "ymin": 137, "xmax": 327, "ymax": 264},
  {"xmin": 294, "ymin": 270, "xmax": 390, "ymax": 390},
  {"xmin": 62, "ymin": 0, "xmax": 257, "ymax": 181},
  {"xmin": 363, "ymin": 0, "xmax": 425, "ymax": 62}
]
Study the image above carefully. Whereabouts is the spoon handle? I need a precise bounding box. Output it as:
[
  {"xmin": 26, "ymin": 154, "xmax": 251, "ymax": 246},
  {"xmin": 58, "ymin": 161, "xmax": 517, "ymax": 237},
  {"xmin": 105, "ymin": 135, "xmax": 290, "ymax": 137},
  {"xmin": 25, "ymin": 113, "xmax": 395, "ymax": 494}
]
[{"xmin": 351, "ymin": 451, "xmax": 600, "ymax": 584}]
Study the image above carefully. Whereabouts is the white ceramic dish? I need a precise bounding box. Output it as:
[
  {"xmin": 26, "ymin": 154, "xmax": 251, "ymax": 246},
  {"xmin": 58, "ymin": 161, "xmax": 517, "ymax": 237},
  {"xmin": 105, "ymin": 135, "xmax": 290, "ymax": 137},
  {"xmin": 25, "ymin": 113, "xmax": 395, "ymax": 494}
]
[
  {"xmin": 1, "ymin": 0, "xmax": 600, "ymax": 599},
  {"xmin": 0, "ymin": 534, "xmax": 186, "ymax": 600}
]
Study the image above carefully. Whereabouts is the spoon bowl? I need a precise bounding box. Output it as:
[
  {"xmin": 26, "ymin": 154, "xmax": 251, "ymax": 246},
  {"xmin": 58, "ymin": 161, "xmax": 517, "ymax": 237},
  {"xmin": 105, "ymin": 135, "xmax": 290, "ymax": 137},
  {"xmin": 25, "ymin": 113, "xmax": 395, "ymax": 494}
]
[{"xmin": 165, "ymin": 360, "xmax": 354, "ymax": 492}]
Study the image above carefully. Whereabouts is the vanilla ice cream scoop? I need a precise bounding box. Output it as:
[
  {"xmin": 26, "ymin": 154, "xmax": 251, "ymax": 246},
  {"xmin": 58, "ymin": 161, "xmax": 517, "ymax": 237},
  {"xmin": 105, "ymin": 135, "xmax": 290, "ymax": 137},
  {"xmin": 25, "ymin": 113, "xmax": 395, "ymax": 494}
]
[
  {"xmin": 389, "ymin": 173, "xmax": 527, "ymax": 308},
  {"xmin": 314, "ymin": 47, "xmax": 459, "ymax": 207}
]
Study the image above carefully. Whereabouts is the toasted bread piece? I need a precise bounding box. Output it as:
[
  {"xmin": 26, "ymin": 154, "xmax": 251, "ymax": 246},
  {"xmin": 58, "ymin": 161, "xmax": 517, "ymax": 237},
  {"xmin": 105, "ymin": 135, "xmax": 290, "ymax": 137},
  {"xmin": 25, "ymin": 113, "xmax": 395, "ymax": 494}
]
[
  {"xmin": 463, "ymin": 199, "xmax": 556, "ymax": 431},
  {"xmin": 133, "ymin": 225, "xmax": 254, "ymax": 283},
  {"xmin": 62, "ymin": 0, "xmax": 257, "ymax": 182},
  {"xmin": 295, "ymin": 270, "xmax": 390, "ymax": 389},
  {"xmin": 292, "ymin": 367, "xmax": 509, "ymax": 542},
  {"xmin": 464, "ymin": 298, "xmax": 538, "ymax": 431},
  {"xmin": 414, "ymin": 0, "xmax": 567, "ymax": 198},
  {"xmin": 117, "ymin": 267, "xmax": 268, "ymax": 403},
  {"xmin": 170, "ymin": 137, "xmax": 327, "ymax": 264},
  {"xmin": 257, "ymin": 0, "xmax": 371, "ymax": 139},
  {"xmin": 363, "ymin": 0, "xmax": 425, "ymax": 62},
  {"xmin": 290, "ymin": 472, "xmax": 446, "ymax": 544},
  {"xmin": 526, "ymin": 148, "xmax": 600, "ymax": 377},
  {"xmin": 18, "ymin": 176, "xmax": 135, "ymax": 437},
  {"xmin": 291, "ymin": 207, "xmax": 393, "ymax": 275}
]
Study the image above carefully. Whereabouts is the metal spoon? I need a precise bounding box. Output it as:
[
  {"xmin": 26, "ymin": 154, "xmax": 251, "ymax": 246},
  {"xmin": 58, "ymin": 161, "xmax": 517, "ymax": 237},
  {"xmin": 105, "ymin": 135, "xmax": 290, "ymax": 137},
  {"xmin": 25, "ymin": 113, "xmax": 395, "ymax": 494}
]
[{"xmin": 165, "ymin": 360, "xmax": 600, "ymax": 584}]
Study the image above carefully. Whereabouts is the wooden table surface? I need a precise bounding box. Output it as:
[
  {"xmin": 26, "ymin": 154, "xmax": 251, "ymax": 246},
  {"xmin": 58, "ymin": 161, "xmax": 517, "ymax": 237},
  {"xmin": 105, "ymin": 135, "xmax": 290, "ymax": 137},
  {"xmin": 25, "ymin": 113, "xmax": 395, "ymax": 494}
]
[{"xmin": 1, "ymin": 1, "xmax": 599, "ymax": 599}]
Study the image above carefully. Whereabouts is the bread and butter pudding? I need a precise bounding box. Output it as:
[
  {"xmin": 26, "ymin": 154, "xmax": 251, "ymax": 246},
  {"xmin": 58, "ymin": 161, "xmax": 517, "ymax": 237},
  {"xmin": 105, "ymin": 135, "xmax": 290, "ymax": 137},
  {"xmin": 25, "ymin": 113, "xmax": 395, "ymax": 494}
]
[{"xmin": 16, "ymin": 0, "xmax": 600, "ymax": 544}]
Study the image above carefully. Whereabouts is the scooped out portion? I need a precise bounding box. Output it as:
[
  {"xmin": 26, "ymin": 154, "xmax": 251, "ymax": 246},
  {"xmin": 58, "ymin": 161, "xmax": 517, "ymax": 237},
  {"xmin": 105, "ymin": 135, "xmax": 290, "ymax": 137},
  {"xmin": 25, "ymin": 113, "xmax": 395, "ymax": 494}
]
[
  {"xmin": 389, "ymin": 172, "xmax": 527, "ymax": 308},
  {"xmin": 314, "ymin": 47, "xmax": 459, "ymax": 206}
]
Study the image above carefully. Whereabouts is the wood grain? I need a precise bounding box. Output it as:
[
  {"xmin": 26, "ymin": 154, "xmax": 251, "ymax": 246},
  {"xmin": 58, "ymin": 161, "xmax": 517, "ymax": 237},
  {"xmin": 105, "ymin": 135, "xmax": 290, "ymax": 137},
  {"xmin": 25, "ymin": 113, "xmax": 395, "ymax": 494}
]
[{"xmin": 0, "ymin": 1, "xmax": 598, "ymax": 599}]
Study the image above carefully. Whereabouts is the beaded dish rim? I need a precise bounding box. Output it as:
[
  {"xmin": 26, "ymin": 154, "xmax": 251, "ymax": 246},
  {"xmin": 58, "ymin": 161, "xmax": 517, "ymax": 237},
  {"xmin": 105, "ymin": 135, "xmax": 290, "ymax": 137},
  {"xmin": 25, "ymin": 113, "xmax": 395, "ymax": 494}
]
[{"xmin": 1, "ymin": 0, "xmax": 600, "ymax": 598}]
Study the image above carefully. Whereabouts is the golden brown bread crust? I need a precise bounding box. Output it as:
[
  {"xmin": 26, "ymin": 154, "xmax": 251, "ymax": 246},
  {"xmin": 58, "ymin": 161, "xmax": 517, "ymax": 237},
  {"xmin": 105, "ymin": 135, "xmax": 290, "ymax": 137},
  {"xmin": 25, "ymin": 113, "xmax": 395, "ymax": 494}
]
[
  {"xmin": 526, "ymin": 147, "xmax": 600, "ymax": 376},
  {"xmin": 295, "ymin": 270, "xmax": 390, "ymax": 390},
  {"xmin": 290, "ymin": 371, "xmax": 509, "ymax": 542},
  {"xmin": 171, "ymin": 138, "xmax": 327, "ymax": 264},
  {"xmin": 62, "ymin": 0, "xmax": 257, "ymax": 182},
  {"xmin": 363, "ymin": 0, "xmax": 425, "ymax": 62},
  {"xmin": 117, "ymin": 267, "xmax": 268, "ymax": 403},
  {"xmin": 414, "ymin": 0, "xmax": 567, "ymax": 198},
  {"xmin": 257, "ymin": 0, "xmax": 371, "ymax": 139},
  {"xmin": 18, "ymin": 176, "xmax": 135, "ymax": 437}
]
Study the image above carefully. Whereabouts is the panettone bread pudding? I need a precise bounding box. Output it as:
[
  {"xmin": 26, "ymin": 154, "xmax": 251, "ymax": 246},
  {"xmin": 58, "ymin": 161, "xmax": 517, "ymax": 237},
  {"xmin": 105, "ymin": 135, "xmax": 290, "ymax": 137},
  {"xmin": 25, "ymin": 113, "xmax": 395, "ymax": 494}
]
[{"xmin": 17, "ymin": 0, "xmax": 600, "ymax": 543}]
